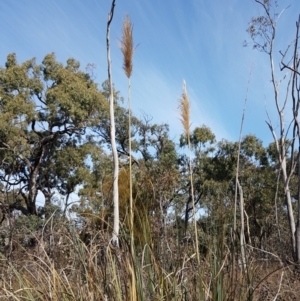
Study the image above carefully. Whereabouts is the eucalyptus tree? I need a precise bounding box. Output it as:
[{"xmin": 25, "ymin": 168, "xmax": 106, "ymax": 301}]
[
  {"xmin": 179, "ymin": 125, "xmax": 216, "ymax": 233},
  {"xmin": 247, "ymin": 0, "xmax": 300, "ymax": 262},
  {"xmin": 0, "ymin": 53, "xmax": 106, "ymax": 217},
  {"xmin": 79, "ymin": 105, "xmax": 180, "ymax": 249},
  {"xmin": 180, "ymin": 131, "xmax": 280, "ymax": 245},
  {"xmin": 73, "ymin": 144, "xmax": 114, "ymax": 229}
]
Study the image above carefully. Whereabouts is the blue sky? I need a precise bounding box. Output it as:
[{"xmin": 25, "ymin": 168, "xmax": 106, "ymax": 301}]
[{"xmin": 0, "ymin": 0, "xmax": 299, "ymax": 146}]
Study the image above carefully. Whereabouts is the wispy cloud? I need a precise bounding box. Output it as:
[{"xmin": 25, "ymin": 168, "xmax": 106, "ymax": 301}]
[
  {"xmin": 126, "ymin": 62, "xmax": 230, "ymax": 143},
  {"xmin": 0, "ymin": 0, "xmax": 298, "ymax": 146}
]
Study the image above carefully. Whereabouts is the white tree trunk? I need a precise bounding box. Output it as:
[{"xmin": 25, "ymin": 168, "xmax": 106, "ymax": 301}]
[{"xmin": 106, "ymin": 0, "xmax": 119, "ymax": 247}]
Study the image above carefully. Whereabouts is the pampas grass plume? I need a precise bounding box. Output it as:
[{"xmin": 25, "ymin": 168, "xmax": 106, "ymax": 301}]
[
  {"xmin": 179, "ymin": 80, "xmax": 191, "ymax": 137},
  {"xmin": 120, "ymin": 14, "xmax": 134, "ymax": 78}
]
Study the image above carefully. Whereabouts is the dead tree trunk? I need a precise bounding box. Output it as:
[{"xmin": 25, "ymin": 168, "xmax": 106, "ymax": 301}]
[{"xmin": 106, "ymin": 0, "xmax": 119, "ymax": 247}]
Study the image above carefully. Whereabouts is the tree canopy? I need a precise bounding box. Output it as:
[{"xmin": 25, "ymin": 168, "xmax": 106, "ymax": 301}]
[{"xmin": 0, "ymin": 53, "xmax": 107, "ymax": 216}]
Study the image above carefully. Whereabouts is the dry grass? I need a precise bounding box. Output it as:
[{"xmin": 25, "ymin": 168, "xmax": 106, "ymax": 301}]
[{"xmin": 0, "ymin": 217, "xmax": 299, "ymax": 300}]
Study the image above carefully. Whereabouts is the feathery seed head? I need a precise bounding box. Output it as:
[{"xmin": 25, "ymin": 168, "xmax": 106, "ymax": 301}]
[
  {"xmin": 179, "ymin": 80, "xmax": 191, "ymax": 137},
  {"xmin": 120, "ymin": 15, "xmax": 134, "ymax": 78}
]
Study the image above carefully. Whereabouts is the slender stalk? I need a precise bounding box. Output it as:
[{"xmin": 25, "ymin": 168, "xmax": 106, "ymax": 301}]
[
  {"xmin": 188, "ymin": 136, "xmax": 200, "ymax": 265},
  {"xmin": 120, "ymin": 14, "xmax": 136, "ymax": 300},
  {"xmin": 178, "ymin": 81, "xmax": 200, "ymax": 265},
  {"xmin": 120, "ymin": 13, "xmax": 134, "ymax": 255},
  {"xmin": 128, "ymin": 78, "xmax": 133, "ymax": 255},
  {"xmin": 231, "ymin": 63, "xmax": 253, "ymax": 298}
]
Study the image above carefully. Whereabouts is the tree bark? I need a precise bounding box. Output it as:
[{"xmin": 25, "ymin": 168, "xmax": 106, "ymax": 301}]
[{"xmin": 27, "ymin": 146, "xmax": 46, "ymax": 215}]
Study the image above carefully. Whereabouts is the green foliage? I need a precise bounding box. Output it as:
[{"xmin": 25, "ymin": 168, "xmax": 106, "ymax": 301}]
[
  {"xmin": 0, "ymin": 53, "xmax": 107, "ymax": 215},
  {"xmin": 180, "ymin": 125, "xmax": 215, "ymax": 149}
]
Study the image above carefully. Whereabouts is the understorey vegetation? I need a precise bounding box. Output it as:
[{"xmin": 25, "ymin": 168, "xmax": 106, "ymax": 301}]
[{"xmin": 0, "ymin": 0, "xmax": 300, "ymax": 300}]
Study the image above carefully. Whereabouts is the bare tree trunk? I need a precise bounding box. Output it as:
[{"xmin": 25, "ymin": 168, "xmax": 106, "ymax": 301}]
[
  {"xmin": 27, "ymin": 147, "xmax": 45, "ymax": 215},
  {"xmin": 106, "ymin": 0, "xmax": 119, "ymax": 247},
  {"xmin": 290, "ymin": 15, "xmax": 300, "ymax": 262},
  {"xmin": 296, "ymin": 146, "xmax": 300, "ymax": 262},
  {"xmin": 250, "ymin": 0, "xmax": 299, "ymax": 261}
]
